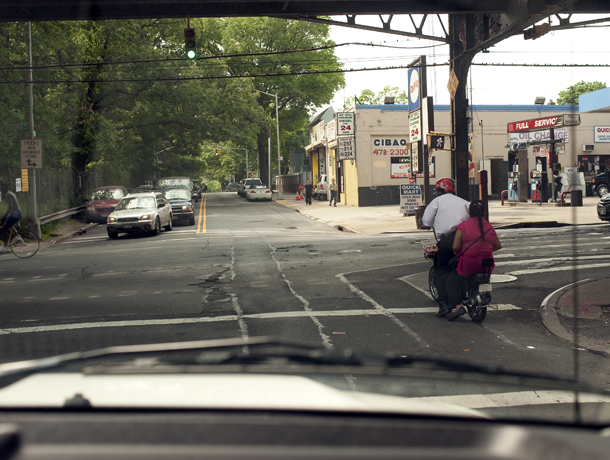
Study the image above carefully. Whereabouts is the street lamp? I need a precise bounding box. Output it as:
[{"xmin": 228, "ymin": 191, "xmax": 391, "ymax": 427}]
[
  {"xmin": 257, "ymin": 90, "xmax": 281, "ymax": 195},
  {"xmin": 153, "ymin": 145, "xmax": 174, "ymax": 178}
]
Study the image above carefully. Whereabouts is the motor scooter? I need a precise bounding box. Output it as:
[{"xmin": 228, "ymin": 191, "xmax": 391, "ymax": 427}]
[{"xmin": 424, "ymin": 244, "xmax": 492, "ymax": 322}]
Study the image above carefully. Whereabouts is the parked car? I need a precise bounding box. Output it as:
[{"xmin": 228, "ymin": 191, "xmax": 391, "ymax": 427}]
[
  {"xmin": 238, "ymin": 178, "xmax": 263, "ymax": 197},
  {"xmin": 597, "ymin": 193, "xmax": 610, "ymax": 222},
  {"xmin": 314, "ymin": 174, "xmax": 329, "ymax": 201},
  {"xmin": 591, "ymin": 167, "xmax": 610, "ymax": 197},
  {"xmin": 106, "ymin": 192, "xmax": 172, "ymax": 239},
  {"xmin": 86, "ymin": 186, "xmax": 128, "ymax": 223},
  {"xmin": 133, "ymin": 184, "xmax": 155, "ymax": 193},
  {"xmin": 246, "ymin": 184, "xmax": 272, "ymax": 202},
  {"xmin": 225, "ymin": 182, "xmax": 239, "ymax": 192},
  {"xmin": 162, "ymin": 187, "xmax": 195, "ymax": 226}
]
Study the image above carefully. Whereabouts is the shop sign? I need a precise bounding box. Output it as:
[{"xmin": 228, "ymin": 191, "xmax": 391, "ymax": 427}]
[
  {"xmin": 400, "ymin": 184, "xmax": 422, "ymax": 214},
  {"xmin": 408, "ymin": 68, "xmax": 420, "ymax": 112},
  {"xmin": 391, "ymin": 158, "xmax": 410, "ymax": 178},
  {"xmin": 337, "ymin": 137, "xmax": 355, "ymax": 160},
  {"xmin": 509, "ymin": 128, "xmax": 569, "ymax": 143},
  {"xmin": 409, "ymin": 110, "xmax": 421, "ymax": 142},
  {"xmin": 326, "ymin": 119, "xmax": 336, "ymax": 141},
  {"xmin": 411, "ymin": 142, "xmax": 419, "ymax": 174},
  {"xmin": 507, "ymin": 116, "xmax": 559, "ymax": 133},
  {"xmin": 21, "ymin": 169, "xmax": 29, "ymax": 192},
  {"xmin": 594, "ymin": 126, "xmax": 610, "ymax": 143},
  {"xmin": 314, "ymin": 120, "xmax": 325, "ymax": 143},
  {"xmin": 337, "ymin": 112, "xmax": 355, "ymax": 136}
]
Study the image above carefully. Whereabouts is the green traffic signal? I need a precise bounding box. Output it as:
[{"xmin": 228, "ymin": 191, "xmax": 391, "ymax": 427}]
[{"xmin": 184, "ymin": 28, "xmax": 196, "ymax": 59}]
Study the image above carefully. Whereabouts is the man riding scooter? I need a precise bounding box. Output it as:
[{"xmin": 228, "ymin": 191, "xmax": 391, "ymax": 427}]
[{"xmin": 421, "ymin": 178, "xmax": 470, "ymax": 318}]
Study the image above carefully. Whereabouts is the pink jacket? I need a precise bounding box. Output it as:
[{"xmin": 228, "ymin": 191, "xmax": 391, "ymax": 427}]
[{"xmin": 456, "ymin": 217, "xmax": 496, "ymax": 277}]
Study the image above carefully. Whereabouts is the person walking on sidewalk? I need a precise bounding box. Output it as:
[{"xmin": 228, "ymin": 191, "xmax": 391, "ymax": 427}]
[
  {"xmin": 329, "ymin": 178, "xmax": 337, "ymax": 207},
  {"xmin": 304, "ymin": 180, "xmax": 314, "ymax": 205},
  {"xmin": 421, "ymin": 178, "xmax": 470, "ymax": 318}
]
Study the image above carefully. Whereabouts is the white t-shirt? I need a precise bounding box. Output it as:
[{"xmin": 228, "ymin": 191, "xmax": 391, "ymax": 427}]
[{"xmin": 421, "ymin": 193, "xmax": 470, "ymax": 237}]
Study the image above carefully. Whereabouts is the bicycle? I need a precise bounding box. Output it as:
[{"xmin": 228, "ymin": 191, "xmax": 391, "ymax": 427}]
[
  {"xmin": 424, "ymin": 244, "xmax": 492, "ymax": 322},
  {"xmin": 1, "ymin": 223, "xmax": 40, "ymax": 258}
]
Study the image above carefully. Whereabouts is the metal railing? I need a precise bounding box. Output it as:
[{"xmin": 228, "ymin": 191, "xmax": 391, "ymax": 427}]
[{"xmin": 39, "ymin": 206, "xmax": 87, "ymax": 225}]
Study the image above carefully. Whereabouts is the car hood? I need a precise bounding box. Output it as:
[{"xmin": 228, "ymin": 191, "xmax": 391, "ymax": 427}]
[
  {"xmin": 599, "ymin": 194, "xmax": 610, "ymax": 204},
  {"xmin": 110, "ymin": 208, "xmax": 157, "ymax": 218},
  {"xmin": 90, "ymin": 200, "xmax": 120, "ymax": 209},
  {"xmin": 0, "ymin": 373, "xmax": 485, "ymax": 417}
]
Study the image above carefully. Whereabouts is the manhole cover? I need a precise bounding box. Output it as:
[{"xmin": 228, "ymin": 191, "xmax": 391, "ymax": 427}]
[{"xmin": 490, "ymin": 274, "xmax": 517, "ymax": 283}]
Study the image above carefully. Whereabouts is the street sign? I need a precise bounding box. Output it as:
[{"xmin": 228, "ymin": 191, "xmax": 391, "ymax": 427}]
[
  {"xmin": 447, "ymin": 69, "xmax": 459, "ymax": 100},
  {"xmin": 336, "ymin": 112, "xmax": 355, "ymax": 136},
  {"xmin": 555, "ymin": 114, "xmax": 581, "ymax": 127},
  {"xmin": 21, "ymin": 169, "xmax": 29, "ymax": 192},
  {"xmin": 21, "ymin": 138, "xmax": 42, "ymax": 169},
  {"xmin": 6, "ymin": 122, "xmax": 28, "ymax": 131},
  {"xmin": 400, "ymin": 184, "xmax": 422, "ymax": 214},
  {"xmin": 408, "ymin": 68, "xmax": 420, "ymax": 112},
  {"xmin": 337, "ymin": 136, "xmax": 355, "ymax": 160}
]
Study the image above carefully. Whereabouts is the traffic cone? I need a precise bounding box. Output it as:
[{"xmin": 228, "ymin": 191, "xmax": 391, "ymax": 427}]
[{"xmin": 295, "ymin": 193, "xmax": 300, "ymax": 201}]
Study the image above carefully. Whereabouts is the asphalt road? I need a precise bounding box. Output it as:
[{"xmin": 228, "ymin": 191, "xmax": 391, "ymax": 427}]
[{"xmin": 1, "ymin": 192, "xmax": 609, "ymax": 417}]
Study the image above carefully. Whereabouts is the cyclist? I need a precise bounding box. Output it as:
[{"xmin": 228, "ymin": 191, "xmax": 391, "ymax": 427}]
[
  {"xmin": 421, "ymin": 178, "xmax": 470, "ymax": 318},
  {"xmin": 0, "ymin": 183, "xmax": 23, "ymax": 254}
]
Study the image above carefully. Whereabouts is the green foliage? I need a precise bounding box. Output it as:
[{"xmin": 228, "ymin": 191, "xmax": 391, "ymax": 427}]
[
  {"xmin": 556, "ymin": 81, "xmax": 606, "ymax": 105},
  {"xmin": 344, "ymin": 85, "xmax": 409, "ymax": 108},
  {"xmin": 206, "ymin": 180, "xmax": 222, "ymax": 193}
]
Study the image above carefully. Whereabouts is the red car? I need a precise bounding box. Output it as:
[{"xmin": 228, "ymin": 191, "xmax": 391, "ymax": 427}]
[{"xmin": 86, "ymin": 186, "xmax": 129, "ymax": 223}]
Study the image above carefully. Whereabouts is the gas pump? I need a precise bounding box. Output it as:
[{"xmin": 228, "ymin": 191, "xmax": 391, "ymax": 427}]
[
  {"xmin": 530, "ymin": 169, "xmax": 542, "ymax": 202},
  {"xmin": 508, "ymin": 165, "xmax": 519, "ymax": 202}
]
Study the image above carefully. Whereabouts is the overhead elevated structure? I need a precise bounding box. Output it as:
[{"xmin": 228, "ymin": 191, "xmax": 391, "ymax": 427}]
[{"xmin": 3, "ymin": 0, "xmax": 608, "ymax": 198}]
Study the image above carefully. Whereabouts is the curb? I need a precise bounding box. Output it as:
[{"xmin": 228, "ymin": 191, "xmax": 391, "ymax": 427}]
[
  {"xmin": 539, "ymin": 279, "xmax": 610, "ymax": 356},
  {"xmin": 49, "ymin": 223, "xmax": 98, "ymax": 246}
]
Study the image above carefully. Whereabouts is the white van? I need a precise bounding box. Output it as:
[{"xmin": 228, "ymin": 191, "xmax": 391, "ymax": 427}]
[{"xmin": 314, "ymin": 174, "xmax": 329, "ymax": 201}]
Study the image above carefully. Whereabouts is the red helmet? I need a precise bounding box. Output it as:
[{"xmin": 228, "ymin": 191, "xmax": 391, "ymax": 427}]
[{"xmin": 435, "ymin": 178, "xmax": 455, "ymax": 193}]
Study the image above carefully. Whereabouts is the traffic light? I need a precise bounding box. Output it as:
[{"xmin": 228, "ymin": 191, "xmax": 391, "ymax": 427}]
[
  {"xmin": 215, "ymin": 148, "xmax": 221, "ymax": 155},
  {"xmin": 184, "ymin": 28, "xmax": 196, "ymax": 59}
]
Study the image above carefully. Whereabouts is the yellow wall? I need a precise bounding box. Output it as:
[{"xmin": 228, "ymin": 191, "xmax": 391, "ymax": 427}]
[
  {"xmin": 311, "ymin": 152, "xmax": 318, "ymax": 184},
  {"xmin": 342, "ymin": 159, "xmax": 359, "ymax": 206}
]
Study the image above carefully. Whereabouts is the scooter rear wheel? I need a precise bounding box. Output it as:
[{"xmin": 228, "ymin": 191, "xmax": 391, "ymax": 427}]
[{"xmin": 467, "ymin": 304, "xmax": 487, "ymax": 322}]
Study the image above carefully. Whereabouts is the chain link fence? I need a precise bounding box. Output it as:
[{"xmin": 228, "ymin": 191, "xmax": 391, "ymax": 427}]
[{"xmin": 5, "ymin": 169, "xmax": 104, "ymax": 221}]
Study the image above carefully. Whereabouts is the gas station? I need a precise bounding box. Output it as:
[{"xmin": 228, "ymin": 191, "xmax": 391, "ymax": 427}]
[{"xmin": 505, "ymin": 114, "xmax": 583, "ymax": 205}]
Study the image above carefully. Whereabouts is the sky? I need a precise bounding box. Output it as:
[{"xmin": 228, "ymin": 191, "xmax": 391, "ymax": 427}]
[{"xmin": 327, "ymin": 14, "xmax": 609, "ymax": 109}]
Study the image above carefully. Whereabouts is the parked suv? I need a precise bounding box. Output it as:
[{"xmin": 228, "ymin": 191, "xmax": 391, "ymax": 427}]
[
  {"xmin": 86, "ymin": 186, "xmax": 128, "ymax": 223},
  {"xmin": 238, "ymin": 178, "xmax": 263, "ymax": 197}
]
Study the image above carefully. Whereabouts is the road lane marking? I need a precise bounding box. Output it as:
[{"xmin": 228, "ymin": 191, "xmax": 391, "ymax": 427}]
[
  {"xmin": 399, "ymin": 274, "xmax": 434, "ymax": 301},
  {"xmin": 0, "ymin": 306, "xmax": 523, "ymax": 335},
  {"xmin": 337, "ymin": 273, "xmax": 428, "ymax": 348},
  {"xmin": 507, "ymin": 263, "xmax": 610, "ymax": 276},
  {"xmin": 496, "ymin": 254, "xmax": 610, "ymax": 267},
  {"xmin": 196, "ymin": 194, "xmax": 207, "ymax": 233}
]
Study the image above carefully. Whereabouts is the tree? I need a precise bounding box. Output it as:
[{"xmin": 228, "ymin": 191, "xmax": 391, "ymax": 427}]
[
  {"xmin": 557, "ymin": 81, "xmax": 606, "ymax": 105},
  {"xmin": 220, "ymin": 17, "xmax": 345, "ymax": 187},
  {"xmin": 344, "ymin": 85, "xmax": 409, "ymax": 108}
]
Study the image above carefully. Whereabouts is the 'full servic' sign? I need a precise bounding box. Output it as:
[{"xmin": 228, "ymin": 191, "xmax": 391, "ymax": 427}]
[{"xmin": 507, "ymin": 116, "xmax": 559, "ymax": 133}]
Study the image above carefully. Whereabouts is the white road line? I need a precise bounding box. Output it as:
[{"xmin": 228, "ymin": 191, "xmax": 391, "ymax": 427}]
[
  {"xmin": 408, "ymin": 390, "xmax": 610, "ymax": 409},
  {"xmin": 270, "ymin": 245, "xmax": 333, "ymax": 350},
  {"xmin": 507, "ymin": 263, "xmax": 610, "ymax": 276},
  {"xmin": 399, "ymin": 274, "xmax": 434, "ymax": 301},
  {"xmin": 229, "ymin": 243, "xmax": 249, "ymax": 355},
  {"xmin": 496, "ymin": 254, "xmax": 610, "ymax": 267},
  {"xmin": 337, "ymin": 273, "xmax": 429, "ymax": 348},
  {"xmin": 0, "ymin": 306, "xmax": 526, "ymax": 336}
]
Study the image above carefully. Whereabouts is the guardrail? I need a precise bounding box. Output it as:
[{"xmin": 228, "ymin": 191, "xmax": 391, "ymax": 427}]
[{"xmin": 39, "ymin": 206, "xmax": 87, "ymax": 225}]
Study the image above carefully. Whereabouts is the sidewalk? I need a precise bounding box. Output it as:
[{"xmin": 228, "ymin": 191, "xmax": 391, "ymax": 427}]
[
  {"xmin": 541, "ymin": 279, "xmax": 610, "ymax": 356},
  {"xmin": 275, "ymin": 194, "xmax": 603, "ymax": 234}
]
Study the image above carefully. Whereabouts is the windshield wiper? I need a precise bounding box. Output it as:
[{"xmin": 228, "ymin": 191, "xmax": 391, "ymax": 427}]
[{"xmin": 0, "ymin": 337, "xmax": 608, "ymax": 396}]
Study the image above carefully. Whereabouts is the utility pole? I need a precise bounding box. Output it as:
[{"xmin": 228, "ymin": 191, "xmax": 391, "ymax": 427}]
[{"xmin": 27, "ymin": 21, "xmax": 40, "ymax": 239}]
